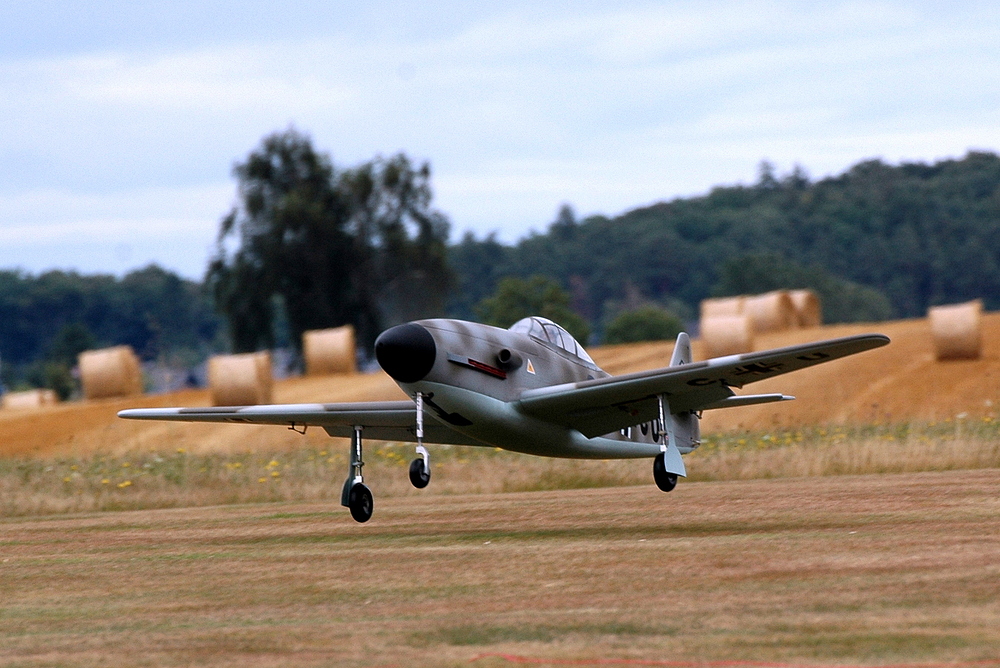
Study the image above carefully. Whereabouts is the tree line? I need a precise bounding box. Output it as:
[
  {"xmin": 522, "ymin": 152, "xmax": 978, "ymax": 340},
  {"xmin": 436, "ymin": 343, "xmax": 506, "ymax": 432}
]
[
  {"xmin": 3, "ymin": 132, "xmax": 1000, "ymax": 393},
  {"xmin": 0, "ymin": 266, "xmax": 218, "ymax": 395},
  {"xmin": 451, "ymin": 152, "xmax": 1000, "ymax": 332}
]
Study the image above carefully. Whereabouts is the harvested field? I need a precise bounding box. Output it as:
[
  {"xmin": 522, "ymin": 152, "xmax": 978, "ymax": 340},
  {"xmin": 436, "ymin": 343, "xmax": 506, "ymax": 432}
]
[
  {"xmin": 2, "ymin": 470, "xmax": 1000, "ymax": 667},
  {"xmin": 2, "ymin": 314, "xmax": 1000, "ymax": 458},
  {"xmin": 599, "ymin": 313, "xmax": 1000, "ymax": 431}
]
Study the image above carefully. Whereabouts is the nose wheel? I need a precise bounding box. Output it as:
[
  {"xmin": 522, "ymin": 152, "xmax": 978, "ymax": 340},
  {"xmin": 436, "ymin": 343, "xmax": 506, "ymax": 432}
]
[{"xmin": 409, "ymin": 446, "xmax": 431, "ymax": 488}]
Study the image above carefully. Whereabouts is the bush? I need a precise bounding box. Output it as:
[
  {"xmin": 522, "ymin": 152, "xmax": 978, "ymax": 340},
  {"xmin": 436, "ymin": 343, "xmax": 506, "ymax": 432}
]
[{"xmin": 603, "ymin": 306, "xmax": 683, "ymax": 344}]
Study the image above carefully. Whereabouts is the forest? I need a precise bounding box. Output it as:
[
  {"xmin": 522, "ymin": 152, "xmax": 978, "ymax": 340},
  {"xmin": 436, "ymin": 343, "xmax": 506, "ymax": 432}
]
[{"xmin": 2, "ymin": 140, "xmax": 1000, "ymax": 392}]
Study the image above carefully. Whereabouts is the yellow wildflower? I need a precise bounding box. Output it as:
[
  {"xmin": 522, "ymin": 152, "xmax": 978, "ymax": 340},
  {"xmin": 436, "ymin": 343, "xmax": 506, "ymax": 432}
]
[{"xmin": 117, "ymin": 480, "xmax": 132, "ymax": 489}]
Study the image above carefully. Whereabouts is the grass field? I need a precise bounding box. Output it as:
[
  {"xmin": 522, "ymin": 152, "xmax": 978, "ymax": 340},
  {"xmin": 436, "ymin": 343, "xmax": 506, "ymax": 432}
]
[
  {"xmin": 3, "ymin": 315, "xmax": 1000, "ymax": 666},
  {"xmin": 3, "ymin": 469, "xmax": 1000, "ymax": 667}
]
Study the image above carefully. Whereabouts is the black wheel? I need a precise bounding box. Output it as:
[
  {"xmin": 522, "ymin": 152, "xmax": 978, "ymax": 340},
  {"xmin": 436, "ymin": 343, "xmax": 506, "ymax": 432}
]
[
  {"xmin": 653, "ymin": 452, "xmax": 678, "ymax": 493},
  {"xmin": 348, "ymin": 483, "xmax": 374, "ymax": 522},
  {"xmin": 409, "ymin": 458, "xmax": 431, "ymax": 489}
]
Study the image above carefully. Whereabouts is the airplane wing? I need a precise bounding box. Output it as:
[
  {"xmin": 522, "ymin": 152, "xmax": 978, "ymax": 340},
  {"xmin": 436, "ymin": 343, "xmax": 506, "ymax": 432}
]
[
  {"xmin": 118, "ymin": 401, "xmax": 487, "ymax": 446},
  {"xmin": 516, "ymin": 334, "xmax": 890, "ymax": 438}
]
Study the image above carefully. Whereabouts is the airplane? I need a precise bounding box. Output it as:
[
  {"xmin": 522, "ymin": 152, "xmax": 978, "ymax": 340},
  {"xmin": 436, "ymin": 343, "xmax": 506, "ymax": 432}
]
[{"xmin": 119, "ymin": 316, "xmax": 889, "ymax": 522}]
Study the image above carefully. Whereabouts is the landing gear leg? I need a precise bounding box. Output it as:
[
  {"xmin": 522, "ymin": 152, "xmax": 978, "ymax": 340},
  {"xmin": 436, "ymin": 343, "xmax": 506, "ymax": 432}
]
[
  {"xmin": 341, "ymin": 426, "xmax": 373, "ymax": 522},
  {"xmin": 653, "ymin": 394, "xmax": 685, "ymax": 493},
  {"xmin": 409, "ymin": 392, "xmax": 431, "ymax": 489}
]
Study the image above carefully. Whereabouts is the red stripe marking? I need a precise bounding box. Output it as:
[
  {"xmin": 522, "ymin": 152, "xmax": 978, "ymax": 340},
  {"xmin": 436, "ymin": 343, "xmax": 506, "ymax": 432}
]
[{"xmin": 467, "ymin": 358, "xmax": 507, "ymax": 379}]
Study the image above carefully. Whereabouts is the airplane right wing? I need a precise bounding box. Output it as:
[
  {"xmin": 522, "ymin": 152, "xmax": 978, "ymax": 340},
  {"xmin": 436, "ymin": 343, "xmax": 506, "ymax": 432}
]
[
  {"xmin": 118, "ymin": 401, "xmax": 487, "ymax": 446},
  {"xmin": 516, "ymin": 333, "xmax": 890, "ymax": 438}
]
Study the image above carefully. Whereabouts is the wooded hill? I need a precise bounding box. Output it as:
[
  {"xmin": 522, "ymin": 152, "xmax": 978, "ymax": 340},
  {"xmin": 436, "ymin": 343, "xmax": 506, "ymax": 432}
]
[{"xmin": 450, "ymin": 151, "xmax": 1000, "ymax": 330}]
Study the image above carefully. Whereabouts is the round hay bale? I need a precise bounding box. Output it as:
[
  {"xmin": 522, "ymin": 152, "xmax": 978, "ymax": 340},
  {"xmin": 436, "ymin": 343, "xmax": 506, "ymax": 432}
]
[
  {"xmin": 303, "ymin": 326, "xmax": 356, "ymax": 376},
  {"xmin": 700, "ymin": 315, "xmax": 754, "ymax": 358},
  {"xmin": 789, "ymin": 289, "xmax": 822, "ymax": 328},
  {"xmin": 79, "ymin": 346, "xmax": 144, "ymax": 400},
  {"xmin": 929, "ymin": 300, "xmax": 982, "ymax": 361},
  {"xmin": 2, "ymin": 389, "xmax": 59, "ymax": 410},
  {"xmin": 700, "ymin": 296, "xmax": 745, "ymax": 320},
  {"xmin": 743, "ymin": 290, "xmax": 797, "ymax": 334},
  {"xmin": 208, "ymin": 351, "xmax": 273, "ymax": 406}
]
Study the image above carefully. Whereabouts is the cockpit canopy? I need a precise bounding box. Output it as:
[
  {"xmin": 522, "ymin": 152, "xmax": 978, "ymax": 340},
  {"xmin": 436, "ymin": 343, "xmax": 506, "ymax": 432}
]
[{"xmin": 508, "ymin": 316, "xmax": 595, "ymax": 364}]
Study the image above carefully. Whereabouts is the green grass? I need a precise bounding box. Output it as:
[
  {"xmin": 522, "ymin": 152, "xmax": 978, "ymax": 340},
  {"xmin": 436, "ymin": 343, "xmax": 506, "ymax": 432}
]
[{"xmin": 420, "ymin": 622, "xmax": 670, "ymax": 646}]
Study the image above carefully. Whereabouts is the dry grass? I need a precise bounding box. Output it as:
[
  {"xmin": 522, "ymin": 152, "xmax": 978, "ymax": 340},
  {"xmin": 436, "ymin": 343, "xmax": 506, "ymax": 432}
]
[
  {"xmin": 2, "ymin": 470, "xmax": 1000, "ymax": 667},
  {"xmin": 1, "ymin": 420, "xmax": 998, "ymax": 517},
  {"xmin": 689, "ymin": 418, "xmax": 1000, "ymax": 481}
]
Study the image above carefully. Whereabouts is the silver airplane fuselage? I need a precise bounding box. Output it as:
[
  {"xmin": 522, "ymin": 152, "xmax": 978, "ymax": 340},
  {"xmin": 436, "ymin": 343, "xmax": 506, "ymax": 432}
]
[{"xmin": 375, "ymin": 318, "xmax": 687, "ymax": 459}]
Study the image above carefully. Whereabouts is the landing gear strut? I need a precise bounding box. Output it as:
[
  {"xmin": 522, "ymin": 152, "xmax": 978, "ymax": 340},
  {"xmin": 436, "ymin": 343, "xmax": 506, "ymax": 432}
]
[
  {"xmin": 409, "ymin": 392, "xmax": 431, "ymax": 489},
  {"xmin": 341, "ymin": 426, "xmax": 373, "ymax": 522}
]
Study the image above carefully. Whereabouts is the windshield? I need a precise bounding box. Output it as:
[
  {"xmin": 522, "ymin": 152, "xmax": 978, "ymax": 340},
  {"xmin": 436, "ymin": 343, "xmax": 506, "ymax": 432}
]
[{"xmin": 508, "ymin": 317, "xmax": 595, "ymax": 364}]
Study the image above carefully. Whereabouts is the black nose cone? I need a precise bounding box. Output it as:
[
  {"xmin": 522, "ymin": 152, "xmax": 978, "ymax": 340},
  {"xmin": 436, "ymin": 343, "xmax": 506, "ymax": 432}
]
[{"xmin": 375, "ymin": 323, "xmax": 437, "ymax": 383}]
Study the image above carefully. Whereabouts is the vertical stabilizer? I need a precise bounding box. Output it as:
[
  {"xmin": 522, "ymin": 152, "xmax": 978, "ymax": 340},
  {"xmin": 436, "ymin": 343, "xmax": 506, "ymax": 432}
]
[{"xmin": 669, "ymin": 332, "xmax": 692, "ymax": 367}]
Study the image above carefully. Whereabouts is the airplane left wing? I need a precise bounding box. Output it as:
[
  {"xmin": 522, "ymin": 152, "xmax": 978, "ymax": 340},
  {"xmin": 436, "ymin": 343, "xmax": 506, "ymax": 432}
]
[
  {"xmin": 118, "ymin": 401, "xmax": 487, "ymax": 446},
  {"xmin": 516, "ymin": 334, "xmax": 889, "ymax": 438}
]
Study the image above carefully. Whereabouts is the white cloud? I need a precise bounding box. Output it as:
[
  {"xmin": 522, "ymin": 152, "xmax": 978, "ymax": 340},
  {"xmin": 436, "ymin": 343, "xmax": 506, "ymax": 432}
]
[
  {"xmin": 0, "ymin": 184, "xmax": 231, "ymax": 276},
  {"xmin": 1, "ymin": 1, "xmax": 999, "ymax": 270}
]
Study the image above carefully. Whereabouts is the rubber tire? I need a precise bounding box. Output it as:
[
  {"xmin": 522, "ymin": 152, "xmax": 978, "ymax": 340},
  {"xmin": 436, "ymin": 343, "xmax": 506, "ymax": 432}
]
[
  {"xmin": 653, "ymin": 452, "xmax": 679, "ymax": 493},
  {"xmin": 409, "ymin": 458, "xmax": 431, "ymax": 489},
  {"xmin": 348, "ymin": 483, "xmax": 374, "ymax": 523}
]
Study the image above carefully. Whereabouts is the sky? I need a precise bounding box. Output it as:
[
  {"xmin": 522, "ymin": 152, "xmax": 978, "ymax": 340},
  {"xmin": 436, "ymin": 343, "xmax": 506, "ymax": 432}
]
[{"xmin": 1, "ymin": 1, "xmax": 999, "ymax": 279}]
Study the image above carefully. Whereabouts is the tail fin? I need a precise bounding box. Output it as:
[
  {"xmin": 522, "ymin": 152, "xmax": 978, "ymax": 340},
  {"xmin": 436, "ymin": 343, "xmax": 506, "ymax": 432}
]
[{"xmin": 669, "ymin": 332, "xmax": 692, "ymax": 367}]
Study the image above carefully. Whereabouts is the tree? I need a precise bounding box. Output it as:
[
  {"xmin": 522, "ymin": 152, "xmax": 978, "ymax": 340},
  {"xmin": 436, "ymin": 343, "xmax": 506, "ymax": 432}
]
[
  {"xmin": 475, "ymin": 275, "xmax": 591, "ymax": 344},
  {"xmin": 340, "ymin": 153, "xmax": 453, "ymax": 337},
  {"xmin": 207, "ymin": 129, "xmax": 350, "ymax": 353},
  {"xmin": 603, "ymin": 306, "xmax": 683, "ymax": 345},
  {"xmin": 207, "ymin": 129, "xmax": 452, "ymax": 353}
]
